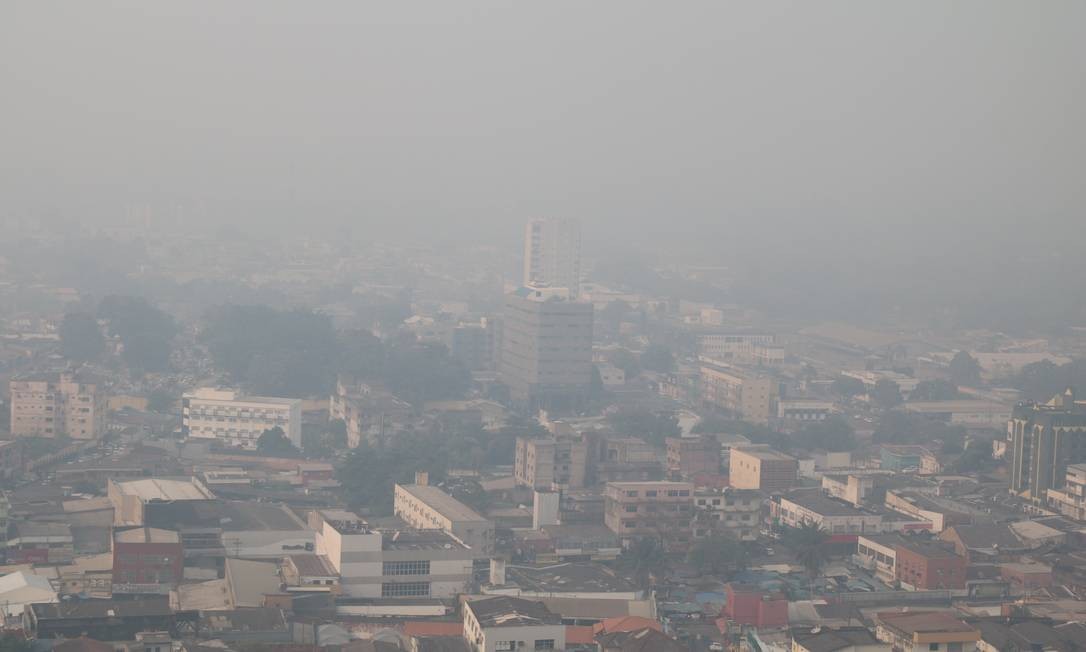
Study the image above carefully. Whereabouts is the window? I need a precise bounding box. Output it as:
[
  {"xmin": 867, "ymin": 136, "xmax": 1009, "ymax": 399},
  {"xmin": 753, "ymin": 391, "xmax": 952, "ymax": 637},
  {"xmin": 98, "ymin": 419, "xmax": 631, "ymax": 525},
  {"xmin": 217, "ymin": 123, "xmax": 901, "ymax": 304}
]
[
  {"xmin": 535, "ymin": 640, "xmax": 556, "ymax": 650},
  {"xmin": 381, "ymin": 581, "xmax": 430, "ymax": 597},
  {"xmin": 625, "ymin": 505, "xmax": 638, "ymax": 513},
  {"xmin": 383, "ymin": 560, "xmax": 431, "ymax": 576},
  {"xmin": 495, "ymin": 642, "xmax": 515, "ymax": 652},
  {"xmin": 625, "ymin": 490, "xmax": 638, "ymax": 498},
  {"xmin": 929, "ymin": 645, "xmax": 939, "ymax": 651}
]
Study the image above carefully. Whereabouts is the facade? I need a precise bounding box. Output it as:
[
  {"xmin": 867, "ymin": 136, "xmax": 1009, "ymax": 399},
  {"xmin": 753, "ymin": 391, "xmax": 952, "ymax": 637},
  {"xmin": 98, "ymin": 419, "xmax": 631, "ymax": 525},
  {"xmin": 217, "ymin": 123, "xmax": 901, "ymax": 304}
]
[
  {"xmin": 666, "ymin": 436, "xmax": 721, "ymax": 478},
  {"xmin": 1045, "ymin": 463, "xmax": 1086, "ymax": 520},
  {"xmin": 729, "ymin": 447, "xmax": 797, "ymax": 491},
  {"xmin": 310, "ymin": 509, "xmax": 473, "ymax": 599},
  {"xmin": 9, "ymin": 373, "xmax": 107, "ymax": 439},
  {"xmin": 722, "ymin": 583, "xmax": 788, "ymax": 628},
  {"xmin": 394, "ymin": 482, "xmax": 494, "ymax": 557},
  {"xmin": 463, "ymin": 595, "xmax": 565, "ymax": 652},
  {"xmin": 792, "ymin": 627, "xmax": 888, "ymax": 652},
  {"xmin": 692, "ymin": 488, "xmax": 762, "ymax": 541},
  {"xmin": 894, "ymin": 540, "xmax": 966, "ymax": 590},
  {"xmin": 108, "ymin": 477, "xmax": 217, "ymax": 527},
  {"xmin": 112, "ymin": 527, "xmax": 183, "ymax": 596},
  {"xmin": 698, "ymin": 359, "xmax": 777, "ymax": 424},
  {"xmin": 595, "ymin": 437, "xmax": 663, "ymax": 484},
  {"xmin": 514, "ymin": 436, "xmax": 589, "ymax": 490},
  {"xmin": 451, "ymin": 319, "xmax": 499, "ymax": 372},
  {"xmin": 874, "ymin": 611, "xmax": 979, "ymax": 652},
  {"xmin": 777, "ymin": 399, "xmax": 835, "ymax": 423},
  {"xmin": 603, "ymin": 481, "xmax": 694, "ymax": 548},
  {"xmin": 0, "ymin": 441, "xmax": 24, "ymax": 481},
  {"xmin": 330, "ymin": 377, "xmax": 414, "ymax": 448},
  {"xmin": 499, "ymin": 287, "xmax": 594, "ymax": 409},
  {"xmin": 822, "ymin": 474, "xmax": 877, "ymax": 508},
  {"xmin": 182, "ymin": 388, "xmax": 301, "ymax": 450},
  {"xmin": 698, "ymin": 333, "xmax": 775, "ymax": 362},
  {"xmin": 1009, "ymin": 389, "xmax": 1086, "ymax": 503},
  {"xmin": 902, "ymin": 400, "xmax": 1011, "ymax": 428},
  {"xmin": 523, "ymin": 218, "xmax": 581, "ymax": 294},
  {"xmin": 856, "ymin": 534, "xmax": 904, "ymax": 582},
  {"xmin": 774, "ymin": 491, "xmax": 884, "ymax": 535}
]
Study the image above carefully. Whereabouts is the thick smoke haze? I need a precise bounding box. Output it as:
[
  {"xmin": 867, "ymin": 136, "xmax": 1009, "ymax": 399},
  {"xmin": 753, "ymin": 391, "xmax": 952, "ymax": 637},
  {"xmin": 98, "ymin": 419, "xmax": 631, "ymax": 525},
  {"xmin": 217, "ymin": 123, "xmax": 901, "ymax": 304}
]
[{"xmin": 4, "ymin": 2, "xmax": 1084, "ymax": 248}]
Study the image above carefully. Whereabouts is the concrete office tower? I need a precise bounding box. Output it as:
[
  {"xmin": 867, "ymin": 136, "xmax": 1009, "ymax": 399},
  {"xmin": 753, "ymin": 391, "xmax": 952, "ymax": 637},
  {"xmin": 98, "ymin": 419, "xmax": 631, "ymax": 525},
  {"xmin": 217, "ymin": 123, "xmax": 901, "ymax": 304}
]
[
  {"xmin": 1009, "ymin": 388, "xmax": 1086, "ymax": 503},
  {"xmin": 499, "ymin": 286, "xmax": 594, "ymax": 411},
  {"xmin": 523, "ymin": 218, "xmax": 581, "ymax": 295}
]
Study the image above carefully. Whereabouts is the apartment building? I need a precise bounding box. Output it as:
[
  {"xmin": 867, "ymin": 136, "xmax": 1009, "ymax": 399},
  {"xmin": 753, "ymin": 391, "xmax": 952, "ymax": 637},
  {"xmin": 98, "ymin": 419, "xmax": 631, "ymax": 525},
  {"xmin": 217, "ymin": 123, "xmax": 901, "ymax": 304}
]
[
  {"xmin": 329, "ymin": 378, "xmax": 413, "ymax": 448},
  {"xmin": 666, "ymin": 436, "xmax": 721, "ymax": 478},
  {"xmin": 394, "ymin": 482, "xmax": 494, "ymax": 557},
  {"xmin": 310, "ymin": 509, "xmax": 473, "ymax": 599},
  {"xmin": 692, "ymin": 488, "xmax": 763, "ymax": 541},
  {"xmin": 1009, "ymin": 389, "xmax": 1086, "ymax": 503},
  {"xmin": 523, "ymin": 218, "xmax": 581, "ymax": 295},
  {"xmin": 182, "ymin": 388, "xmax": 301, "ymax": 450},
  {"xmin": 499, "ymin": 286, "xmax": 594, "ymax": 409},
  {"xmin": 698, "ymin": 334, "xmax": 775, "ymax": 362},
  {"xmin": 514, "ymin": 436, "xmax": 589, "ymax": 490},
  {"xmin": 595, "ymin": 437, "xmax": 664, "ymax": 483},
  {"xmin": 698, "ymin": 358, "xmax": 777, "ymax": 424},
  {"xmin": 9, "ymin": 373, "xmax": 106, "ymax": 439},
  {"xmin": 604, "ymin": 481, "xmax": 694, "ymax": 548},
  {"xmin": 729, "ymin": 446, "xmax": 797, "ymax": 491}
]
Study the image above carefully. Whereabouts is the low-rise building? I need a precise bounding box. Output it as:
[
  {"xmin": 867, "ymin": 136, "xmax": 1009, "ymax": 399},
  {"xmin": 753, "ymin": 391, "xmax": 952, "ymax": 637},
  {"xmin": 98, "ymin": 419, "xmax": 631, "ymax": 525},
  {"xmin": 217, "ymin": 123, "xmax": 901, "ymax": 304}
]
[
  {"xmin": 666, "ymin": 436, "xmax": 720, "ymax": 478},
  {"xmin": 108, "ymin": 477, "xmax": 216, "ymax": 527},
  {"xmin": 777, "ymin": 399, "xmax": 835, "ymax": 423},
  {"xmin": 310, "ymin": 509, "xmax": 473, "ymax": 599},
  {"xmin": 514, "ymin": 436, "xmax": 589, "ymax": 489},
  {"xmin": 903, "ymin": 400, "xmax": 1011, "ymax": 429},
  {"xmin": 698, "ymin": 359, "xmax": 777, "ymax": 424},
  {"xmin": 856, "ymin": 534, "xmax": 905, "ymax": 582},
  {"xmin": 463, "ymin": 596, "xmax": 565, "ymax": 652},
  {"xmin": 722, "ymin": 583, "xmax": 788, "ymax": 629},
  {"xmin": 183, "ymin": 387, "xmax": 301, "ymax": 450},
  {"xmin": 874, "ymin": 611, "xmax": 979, "ymax": 652},
  {"xmin": 729, "ymin": 446, "xmax": 797, "ymax": 491},
  {"xmin": 774, "ymin": 490, "xmax": 883, "ymax": 535},
  {"xmin": 894, "ymin": 540, "xmax": 966, "ymax": 590},
  {"xmin": 112, "ymin": 527, "xmax": 183, "ymax": 596},
  {"xmin": 603, "ymin": 481, "xmax": 693, "ymax": 548},
  {"xmin": 692, "ymin": 488, "xmax": 762, "ymax": 541},
  {"xmin": 330, "ymin": 377, "xmax": 414, "ymax": 448},
  {"xmin": 394, "ymin": 482, "xmax": 494, "ymax": 557},
  {"xmin": 822, "ymin": 474, "xmax": 877, "ymax": 508},
  {"xmin": 1045, "ymin": 463, "xmax": 1086, "ymax": 521},
  {"xmin": 791, "ymin": 627, "xmax": 889, "ymax": 652}
]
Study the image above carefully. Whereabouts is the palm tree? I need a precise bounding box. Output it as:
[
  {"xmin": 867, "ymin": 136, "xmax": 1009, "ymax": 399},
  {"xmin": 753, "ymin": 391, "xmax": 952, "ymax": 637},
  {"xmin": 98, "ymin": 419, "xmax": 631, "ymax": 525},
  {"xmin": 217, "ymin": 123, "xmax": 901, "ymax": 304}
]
[{"xmin": 786, "ymin": 521, "xmax": 829, "ymax": 594}]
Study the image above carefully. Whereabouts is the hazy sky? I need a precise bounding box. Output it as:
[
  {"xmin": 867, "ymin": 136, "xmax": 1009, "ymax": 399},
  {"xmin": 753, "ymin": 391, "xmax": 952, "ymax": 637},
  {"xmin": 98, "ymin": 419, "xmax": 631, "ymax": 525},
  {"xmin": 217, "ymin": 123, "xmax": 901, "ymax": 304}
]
[{"xmin": 2, "ymin": 2, "xmax": 1084, "ymax": 255}]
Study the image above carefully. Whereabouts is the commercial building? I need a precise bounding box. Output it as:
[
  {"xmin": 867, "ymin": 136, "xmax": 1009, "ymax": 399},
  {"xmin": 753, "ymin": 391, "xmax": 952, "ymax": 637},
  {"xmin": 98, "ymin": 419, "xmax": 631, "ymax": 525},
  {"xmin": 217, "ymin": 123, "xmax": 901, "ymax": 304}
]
[
  {"xmin": 182, "ymin": 387, "xmax": 301, "ymax": 450},
  {"xmin": 722, "ymin": 583, "xmax": 788, "ymax": 629},
  {"xmin": 309, "ymin": 509, "xmax": 473, "ymax": 599},
  {"xmin": 902, "ymin": 400, "xmax": 1011, "ymax": 429},
  {"xmin": 8, "ymin": 373, "xmax": 106, "ymax": 439},
  {"xmin": 108, "ymin": 477, "xmax": 217, "ymax": 527},
  {"xmin": 463, "ymin": 595, "xmax": 565, "ymax": 652},
  {"xmin": 729, "ymin": 446, "xmax": 797, "ymax": 491},
  {"xmin": 523, "ymin": 218, "xmax": 581, "ymax": 295},
  {"xmin": 1045, "ymin": 463, "xmax": 1086, "ymax": 520},
  {"xmin": 894, "ymin": 540, "xmax": 966, "ymax": 590},
  {"xmin": 874, "ymin": 611, "xmax": 979, "ymax": 652},
  {"xmin": 394, "ymin": 482, "xmax": 494, "ymax": 557},
  {"xmin": 791, "ymin": 627, "xmax": 888, "ymax": 652},
  {"xmin": 499, "ymin": 286, "xmax": 594, "ymax": 409},
  {"xmin": 855, "ymin": 534, "xmax": 905, "ymax": 582},
  {"xmin": 329, "ymin": 377, "xmax": 413, "ymax": 448},
  {"xmin": 1009, "ymin": 389, "xmax": 1086, "ymax": 503},
  {"xmin": 514, "ymin": 436, "xmax": 589, "ymax": 490},
  {"xmin": 666, "ymin": 436, "xmax": 720, "ymax": 478},
  {"xmin": 773, "ymin": 490, "xmax": 884, "ymax": 535},
  {"xmin": 111, "ymin": 527, "xmax": 183, "ymax": 596},
  {"xmin": 594, "ymin": 437, "xmax": 663, "ymax": 484},
  {"xmin": 451, "ymin": 319, "xmax": 500, "ymax": 372},
  {"xmin": 692, "ymin": 488, "xmax": 763, "ymax": 541},
  {"xmin": 777, "ymin": 399, "xmax": 835, "ymax": 423},
  {"xmin": 697, "ymin": 333, "xmax": 775, "ymax": 362},
  {"xmin": 603, "ymin": 481, "xmax": 694, "ymax": 548},
  {"xmin": 698, "ymin": 358, "xmax": 777, "ymax": 424}
]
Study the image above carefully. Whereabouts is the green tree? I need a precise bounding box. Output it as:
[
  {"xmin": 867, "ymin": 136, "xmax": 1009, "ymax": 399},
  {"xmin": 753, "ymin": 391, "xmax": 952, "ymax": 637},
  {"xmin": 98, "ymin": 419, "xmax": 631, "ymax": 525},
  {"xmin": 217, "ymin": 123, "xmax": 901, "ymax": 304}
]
[
  {"xmin": 607, "ymin": 408, "xmax": 681, "ymax": 447},
  {"xmin": 0, "ymin": 634, "xmax": 33, "ymax": 652},
  {"xmin": 948, "ymin": 351, "xmax": 982, "ymax": 386},
  {"xmin": 909, "ymin": 379, "xmax": 960, "ymax": 402},
  {"xmin": 257, "ymin": 426, "xmax": 297, "ymax": 456},
  {"xmin": 794, "ymin": 416, "xmax": 856, "ymax": 452},
  {"xmin": 607, "ymin": 348, "xmax": 641, "ymax": 379},
  {"xmin": 622, "ymin": 537, "xmax": 669, "ymax": 585},
  {"xmin": 785, "ymin": 521, "xmax": 830, "ymax": 582},
  {"xmin": 640, "ymin": 344, "xmax": 675, "ymax": 373},
  {"xmin": 303, "ymin": 419, "xmax": 349, "ymax": 457},
  {"xmin": 98, "ymin": 295, "xmax": 178, "ymax": 372},
  {"xmin": 830, "ymin": 375, "xmax": 866, "ymax": 397},
  {"xmin": 147, "ymin": 388, "xmax": 174, "ymax": 413},
  {"xmin": 687, "ymin": 533, "xmax": 748, "ymax": 575},
  {"xmin": 337, "ymin": 430, "xmax": 450, "ymax": 515},
  {"xmin": 59, "ymin": 312, "xmax": 106, "ymax": 362},
  {"xmin": 871, "ymin": 378, "xmax": 903, "ymax": 409}
]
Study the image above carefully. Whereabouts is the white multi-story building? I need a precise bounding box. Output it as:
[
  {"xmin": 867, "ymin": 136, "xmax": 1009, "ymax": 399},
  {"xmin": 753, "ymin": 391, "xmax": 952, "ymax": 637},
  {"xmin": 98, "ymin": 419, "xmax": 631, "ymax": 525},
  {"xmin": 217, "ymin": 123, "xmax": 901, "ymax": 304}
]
[
  {"xmin": 463, "ymin": 595, "xmax": 565, "ymax": 652},
  {"xmin": 182, "ymin": 388, "xmax": 301, "ymax": 450},
  {"xmin": 9, "ymin": 373, "xmax": 107, "ymax": 440},
  {"xmin": 309, "ymin": 509, "xmax": 473, "ymax": 599},
  {"xmin": 394, "ymin": 482, "xmax": 494, "ymax": 557},
  {"xmin": 523, "ymin": 218, "xmax": 581, "ymax": 295}
]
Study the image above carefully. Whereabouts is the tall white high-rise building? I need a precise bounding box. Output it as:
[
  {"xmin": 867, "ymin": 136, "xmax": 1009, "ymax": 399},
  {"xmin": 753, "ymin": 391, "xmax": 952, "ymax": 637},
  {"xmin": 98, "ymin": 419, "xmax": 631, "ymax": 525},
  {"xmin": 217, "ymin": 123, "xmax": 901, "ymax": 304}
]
[{"xmin": 522, "ymin": 218, "xmax": 581, "ymax": 295}]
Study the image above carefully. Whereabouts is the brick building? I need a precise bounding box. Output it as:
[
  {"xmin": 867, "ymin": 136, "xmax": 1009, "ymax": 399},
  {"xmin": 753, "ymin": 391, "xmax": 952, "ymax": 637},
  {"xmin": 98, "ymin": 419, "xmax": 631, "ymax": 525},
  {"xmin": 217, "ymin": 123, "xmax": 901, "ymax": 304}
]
[
  {"xmin": 112, "ymin": 527, "xmax": 184, "ymax": 596},
  {"xmin": 729, "ymin": 447, "xmax": 797, "ymax": 491},
  {"xmin": 894, "ymin": 540, "xmax": 965, "ymax": 590},
  {"xmin": 666, "ymin": 436, "xmax": 720, "ymax": 478}
]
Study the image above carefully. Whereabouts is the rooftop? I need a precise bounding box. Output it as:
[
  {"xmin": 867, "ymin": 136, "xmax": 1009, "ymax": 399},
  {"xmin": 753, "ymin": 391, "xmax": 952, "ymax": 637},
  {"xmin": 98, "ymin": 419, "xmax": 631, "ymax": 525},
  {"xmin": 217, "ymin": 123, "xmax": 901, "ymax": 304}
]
[
  {"xmin": 792, "ymin": 626, "xmax": 881, "ymax": 652},
  {"xmin": 111, "ymin": 477, "xmax": 216, "ymax": 502},
  {"xmin": 114, "ymin": 527, "xmax": 181, "ymax": 544},
  {"xmin": 466, "ymin": 596, "xmax": 562, "ymax": 628},
  {"xmin": 288, "ymin": 554, "xmax": 338, "ymax": 578},
  {"xmin": 734, "ymin": 447, "xmax": 796, "ymax": 462},
  {"xmin": 782, "ymin": 490, "xmax": 869, "ymax": 517},
  {"xmin": 877, "ymin": 610, "xmax": 977, "ymax": 637},
  {"xmin": 397, "ymin": 484, "xmax": 488, "ymax": 523},
  {"xmin": 30, "ymin": 597, "xmax": 174, "ymax": 619},
  {"xmin": 382, "ymin": 529, "xmax": 468, "ymax": 552},
  {"xmin": 504, "ymin": 562, "xmax": 639, "ymax": 594}
]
